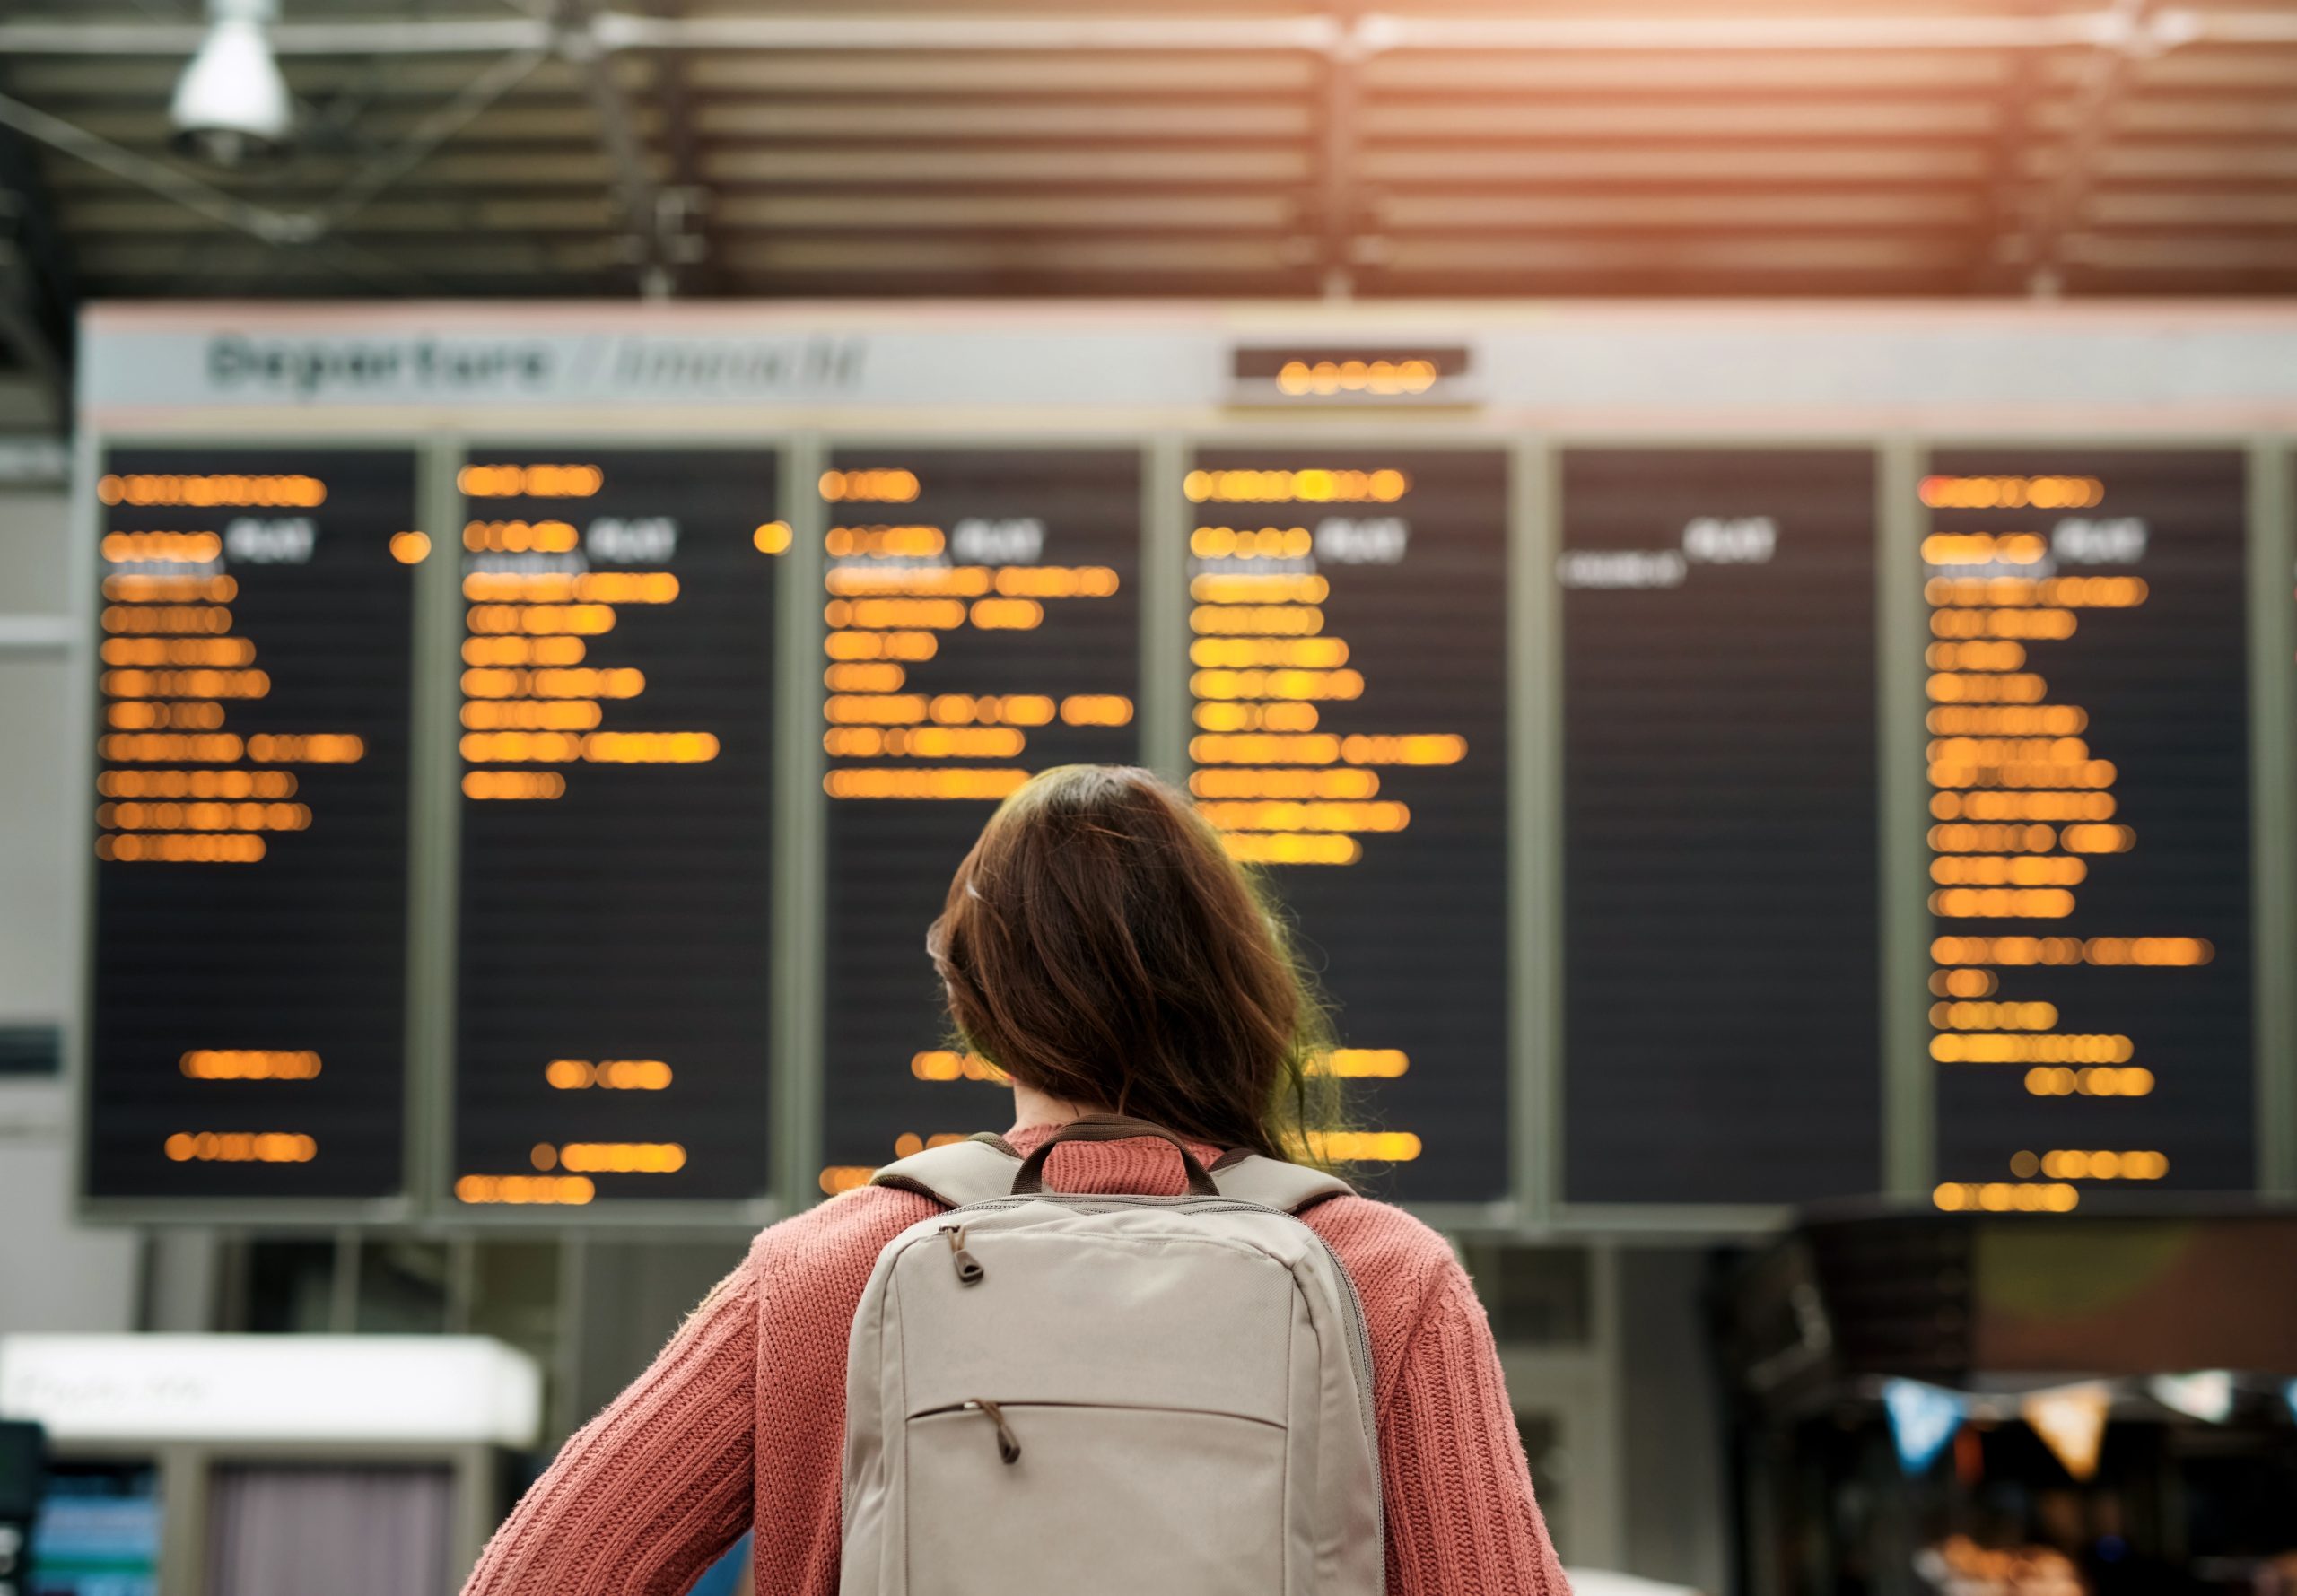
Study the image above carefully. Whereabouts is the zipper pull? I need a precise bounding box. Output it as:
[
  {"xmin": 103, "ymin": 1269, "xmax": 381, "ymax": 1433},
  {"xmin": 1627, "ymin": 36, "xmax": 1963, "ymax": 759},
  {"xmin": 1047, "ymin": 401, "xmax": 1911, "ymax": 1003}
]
[
  {"xmin": 966, "ymin": 1398, "xmax": 1022, "ymax": 1465},
  {"xmin": 941, "ymin": 1223, "xmax": 984, "ymax": 1286}
]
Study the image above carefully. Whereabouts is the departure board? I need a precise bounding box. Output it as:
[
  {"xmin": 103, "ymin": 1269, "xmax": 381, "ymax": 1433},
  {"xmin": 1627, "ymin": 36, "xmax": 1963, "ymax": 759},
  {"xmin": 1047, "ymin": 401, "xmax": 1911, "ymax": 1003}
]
[
  {"xmin": 85, "ymin": 448, "xmax": 417, "ymax": 1200},
  {"xmin": 1185, "ymin": 449, "xmax": 1510, "ymax": 1204},
  {"xmin": 817, "ymin": 449, "xmax": 1141, "ymax": 1190},
  {"xmin": 452, "ymin": 450, "xmax": 782, "ymax": 1207},
  {"xmin": 1922, "ymin": 450, "xmax": 2253, "ymax": 1210},
  {"xmin": 1559, "ymin": 450, "xmax": 1880, "ymax": 1207}
]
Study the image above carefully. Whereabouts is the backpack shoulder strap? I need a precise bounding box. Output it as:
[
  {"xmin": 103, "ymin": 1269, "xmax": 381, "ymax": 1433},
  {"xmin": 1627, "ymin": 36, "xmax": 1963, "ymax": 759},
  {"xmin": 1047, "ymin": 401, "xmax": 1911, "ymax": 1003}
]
[
  {"xmin": 869, "ymin": 1133, "xmax": 1022, "ymax": 1208},
  {"xmin": 1209, "ymin": 1153, "xmax": 1356, "ymax": 1214},
  {"xmin": 871, "ymin": 1134, "xmax": 1355, "ymax": 1213}
]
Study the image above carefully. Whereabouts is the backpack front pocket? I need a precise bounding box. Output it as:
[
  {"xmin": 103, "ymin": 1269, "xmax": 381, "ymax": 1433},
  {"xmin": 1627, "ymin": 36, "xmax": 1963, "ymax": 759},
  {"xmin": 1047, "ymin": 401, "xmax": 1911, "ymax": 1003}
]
[{"xmin": 904, "ymin": 1401, "xmax": 1288, "ymax": 1596}]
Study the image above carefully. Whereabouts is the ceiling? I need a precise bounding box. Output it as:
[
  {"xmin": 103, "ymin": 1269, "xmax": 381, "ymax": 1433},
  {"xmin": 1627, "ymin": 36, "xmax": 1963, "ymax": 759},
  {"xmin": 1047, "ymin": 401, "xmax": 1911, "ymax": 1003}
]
[{"xmin": 3, "ymin": 0, "xmax": 2297, "ymax": 403}]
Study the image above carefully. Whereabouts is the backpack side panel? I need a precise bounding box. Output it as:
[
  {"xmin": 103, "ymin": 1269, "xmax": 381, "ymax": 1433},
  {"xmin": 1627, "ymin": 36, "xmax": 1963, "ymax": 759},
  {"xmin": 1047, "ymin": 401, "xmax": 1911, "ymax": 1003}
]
[{"xmin": 841, "ymin": 1229, "xmax": 915, "ymax": 1595}]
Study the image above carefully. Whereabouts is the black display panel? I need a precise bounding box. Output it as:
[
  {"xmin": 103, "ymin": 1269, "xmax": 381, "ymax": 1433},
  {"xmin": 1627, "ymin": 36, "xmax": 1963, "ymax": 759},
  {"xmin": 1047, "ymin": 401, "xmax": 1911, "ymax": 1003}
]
[
  {"xmin": 818, "ymin": 449, "xmax": 1141, "ymax": 1190},
  {"xmin": 1559, "ymin": 449, "xmax": 1880, "ymax": 1206},
  {"xmin": 452, "ymin": 450, "xmax": 781, "ymax": 1206},
  {"xmin": 85, "ymin": 448, "xmax": 415, "ymax": 1199},
  {"xmin": 1185, "ymin": 449, "xmax": 1510, "ymax": 1204},
  {"xmin": 1923, "ymin": 450, "xmax": 2252, "ymax": 1208}
]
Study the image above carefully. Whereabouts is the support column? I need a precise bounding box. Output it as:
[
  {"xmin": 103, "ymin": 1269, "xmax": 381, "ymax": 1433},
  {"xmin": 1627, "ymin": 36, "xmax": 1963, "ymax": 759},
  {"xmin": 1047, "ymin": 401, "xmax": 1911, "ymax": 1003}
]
[
  {"xmin": 773, "ymin": 438, "xmax": 828, "ymax": 1213},
  {"xmin": 1513, "ymin": 437, "xmax": 1561, "ymax": 1223},
  {"xmin": 1879, "ymin": 438, "xmax": 1933, "ymax": 1199},
  {"xmin": 2247, "ymin": 440, "xmax": 2294, "ymax": 1194}
]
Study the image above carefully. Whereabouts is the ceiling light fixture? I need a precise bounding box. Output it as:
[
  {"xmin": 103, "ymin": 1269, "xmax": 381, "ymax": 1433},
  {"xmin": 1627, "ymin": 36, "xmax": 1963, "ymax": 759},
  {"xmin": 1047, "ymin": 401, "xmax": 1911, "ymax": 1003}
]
[{"xmin": 169, "ymin": 0, "xmax": 293, "ymax": 170}]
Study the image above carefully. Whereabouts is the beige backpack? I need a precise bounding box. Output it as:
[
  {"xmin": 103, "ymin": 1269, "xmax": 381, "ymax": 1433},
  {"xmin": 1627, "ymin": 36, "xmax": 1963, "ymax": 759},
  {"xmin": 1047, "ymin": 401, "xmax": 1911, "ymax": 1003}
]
[{"xmin": 839, "ymin": 1115, "xmax": 1384, "ymax": 1596}]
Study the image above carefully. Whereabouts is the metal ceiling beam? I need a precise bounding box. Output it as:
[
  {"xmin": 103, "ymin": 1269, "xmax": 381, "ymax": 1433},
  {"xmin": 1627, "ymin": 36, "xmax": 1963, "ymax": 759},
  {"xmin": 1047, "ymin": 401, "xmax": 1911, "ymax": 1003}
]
[
  {"xmin": 0, "ymin": 88, "xmax": 304, "ymax": 244},
  {"xmin": 310, "ymin": 46, "xmax": 551, "ymax": 235},
  {"xmin": 547, "ymin": 0, "xmax": 708, "ymax": 299},
  {"xmin": 563, "ymin": 1, "xmax": 682, "ymax": 299},
  {"xmin": 1969, "ymin": 49, "xmax": 2041, "ymax": 294},
  {"xmin": 1, "ymin": 6, "xmax": 2288, "ymax": 58},
  {"xmin": 1314, "ymin": 2, "xmax": 1364, "ymax": 301},
  {"xmin": 640, "ymin": 0, "xmax": 722, "ymax": 298},
  {"xmin": 0, "ymin": 88, "xmax": 440, "ymax": 291},
  {"xmin": 1365, "ymin": 10, "xmax": 2177, "ymax": 51},
  {"xmin": 588, "ymin": 13, "xmax": 1339, "ymax": 51},
  {"xmin": 0, "ymin": 36, "xmax": 544, "ymax": 253},
  {"xmin": 2015, "ymin": 0, "xmax": 2155, "ymax": 296},
  {"xmin": 0, "ymin": 19, "xmax": 553, "ymax": 57}
]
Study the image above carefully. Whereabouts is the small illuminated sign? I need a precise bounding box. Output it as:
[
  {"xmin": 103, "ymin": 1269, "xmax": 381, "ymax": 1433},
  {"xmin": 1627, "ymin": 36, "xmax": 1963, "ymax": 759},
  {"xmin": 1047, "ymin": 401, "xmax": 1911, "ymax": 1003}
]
[{"xmin": 1228, "ymin": 345, "xmax": 1474, "ymax": 406}]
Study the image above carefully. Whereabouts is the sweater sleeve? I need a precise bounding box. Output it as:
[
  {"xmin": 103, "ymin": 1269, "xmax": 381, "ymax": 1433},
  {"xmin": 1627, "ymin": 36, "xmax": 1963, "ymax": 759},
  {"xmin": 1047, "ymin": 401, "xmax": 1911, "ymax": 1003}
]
[
  {"xmin": 459, "ymin": 1263, "xmax": 756, "ymax": 1596},
  {"xmin": 1379, "ymin": 1264, "xmax": 1572, "ymax": 1596}
]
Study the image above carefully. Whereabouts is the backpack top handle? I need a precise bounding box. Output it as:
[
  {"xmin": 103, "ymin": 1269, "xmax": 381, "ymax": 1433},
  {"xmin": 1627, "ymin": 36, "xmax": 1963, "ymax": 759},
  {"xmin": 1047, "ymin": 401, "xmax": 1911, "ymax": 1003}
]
[{"xmin": 1008, "ymin": 1113, "xmax": 1221, "ymax": 1198}]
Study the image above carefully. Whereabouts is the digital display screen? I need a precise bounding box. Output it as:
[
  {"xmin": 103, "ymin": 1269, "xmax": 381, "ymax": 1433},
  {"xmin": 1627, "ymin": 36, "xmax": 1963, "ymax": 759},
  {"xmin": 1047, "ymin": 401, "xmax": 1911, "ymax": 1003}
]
[
  {"xmin": 1559, "ymin": 449, "xmax": 1881, "ymax": 1206},
  {"xmin": 451, "ymin": 450, "xmax": 782, "ymax": 1206},
  {"xmin": 79, "ymin": 426, "xmax": 2274, "ymax": 1222},
  {"xmin": 1922, "ymin": 449, "xmax": 2253, "ymax": 1210},
  {"xmin": 85, "ymin": 448, "xmax": 416, "ymax": 1200},
  {"xmin": 31, "ymin": 1465, "xmax": 162, "ymax": 1596},
  {"xmin": 1185, "ymin": 449, "xmax": 1511, "ymax": 1204},
  {"xmin": 817, "ymin": 449, "xmax": 1142, "ymax": 1190}
]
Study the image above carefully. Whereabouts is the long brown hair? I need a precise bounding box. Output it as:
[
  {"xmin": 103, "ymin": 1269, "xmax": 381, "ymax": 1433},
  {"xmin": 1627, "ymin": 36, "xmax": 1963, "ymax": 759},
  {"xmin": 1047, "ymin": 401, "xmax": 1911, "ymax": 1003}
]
[{"xmin": 927, "ymin": 764, "xmax": 1336, "ymax": 1161}]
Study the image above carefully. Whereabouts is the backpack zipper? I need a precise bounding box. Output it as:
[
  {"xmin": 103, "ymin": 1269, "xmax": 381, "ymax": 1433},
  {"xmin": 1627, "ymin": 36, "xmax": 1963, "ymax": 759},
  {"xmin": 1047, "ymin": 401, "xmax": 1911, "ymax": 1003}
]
[
  {"xmin": 939, "ymin": 1222, "xmax": 985, "ymax": 1286},
  {"xmin": 966, "ymin": 1398, "xmax": 1022, "ymax": 1464}
]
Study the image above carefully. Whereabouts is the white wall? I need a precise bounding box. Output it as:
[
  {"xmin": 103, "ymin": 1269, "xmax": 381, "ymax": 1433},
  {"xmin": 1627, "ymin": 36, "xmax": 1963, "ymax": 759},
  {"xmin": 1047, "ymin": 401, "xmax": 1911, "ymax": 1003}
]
[{"xmin": 0, "ymin": 443, "xmax": 141, "ymax": 1334}]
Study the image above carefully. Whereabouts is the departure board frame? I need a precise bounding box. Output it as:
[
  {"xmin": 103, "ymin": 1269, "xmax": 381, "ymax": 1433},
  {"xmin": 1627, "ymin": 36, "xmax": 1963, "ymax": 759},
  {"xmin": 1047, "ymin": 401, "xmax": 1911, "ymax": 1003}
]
[
  {"xmin": 805, "ymin": 432, "xmax": 1172, "ymax": 1208},
  {"xmin": 66, "ymin": 301, "xmax": 2297, "ymax": 1232},
  {"xmin": 69, "ymin": 424, "xmax": 2297, "ymax": 1233},
  {"xmin": 1545, "ymin": 435, "xmax": 1892, "ymax": 1230},
  {"xmin": 1176, "ymin": 432, "xmax": 1526, "ymax": 1230},
  {"xmin": 72, "ymin": 431, "xmax": 438, "ymax": 1225},
  {"xmin": 427, "ymin": 434, "xmax": 806, "ymax": 1228},
  {"xmin": 1907, "ymin": 435, "xmax": 2283, "ymax": 1214}
]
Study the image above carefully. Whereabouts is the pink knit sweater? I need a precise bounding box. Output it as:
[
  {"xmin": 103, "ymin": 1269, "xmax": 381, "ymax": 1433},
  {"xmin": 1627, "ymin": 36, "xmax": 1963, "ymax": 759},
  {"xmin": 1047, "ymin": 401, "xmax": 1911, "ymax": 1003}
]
[{"xmin": 462, "ymin": 1125, "xmax": 1570, "ymax": 1595}]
